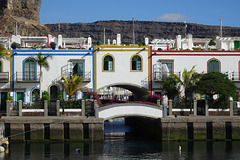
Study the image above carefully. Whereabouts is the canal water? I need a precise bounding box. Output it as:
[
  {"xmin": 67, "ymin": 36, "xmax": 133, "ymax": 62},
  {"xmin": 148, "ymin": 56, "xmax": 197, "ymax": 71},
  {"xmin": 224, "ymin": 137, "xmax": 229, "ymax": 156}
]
[{"xmin": 2, "ymin": 118, "xmax": 240, "ymax": 160}]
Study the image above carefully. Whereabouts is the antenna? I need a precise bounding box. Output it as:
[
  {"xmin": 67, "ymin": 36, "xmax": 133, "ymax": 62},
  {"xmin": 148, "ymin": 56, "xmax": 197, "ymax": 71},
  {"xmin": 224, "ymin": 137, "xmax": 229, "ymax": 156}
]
[
  {"xmin": 104, "ymin": 28, "xmax": 106, "ymax": 44},
  {"xmin": 58, "ymin": 20, "xmax": 61, "ymax": 34},
  {"xmin": 184, "ymin": 21, "xmax": 187, "ymax": 37},
  {"xmin": 220, "ymin": 18, "xmax": 222, "ymax": 37},
  {"xmin": 15, "ymin": 22, "xmax": 17, "ymax": 36},
  {"xmin": 132, "ymin": 17, "xmax": 135, "ymax": 45}
]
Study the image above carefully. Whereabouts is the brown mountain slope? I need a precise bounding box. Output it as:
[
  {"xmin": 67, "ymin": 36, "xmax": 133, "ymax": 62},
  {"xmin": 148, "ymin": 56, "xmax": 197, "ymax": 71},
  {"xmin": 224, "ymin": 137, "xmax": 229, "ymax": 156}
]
[{"xmin": 46, "ymin": 20, "xmax": 240, "ymax": 45}]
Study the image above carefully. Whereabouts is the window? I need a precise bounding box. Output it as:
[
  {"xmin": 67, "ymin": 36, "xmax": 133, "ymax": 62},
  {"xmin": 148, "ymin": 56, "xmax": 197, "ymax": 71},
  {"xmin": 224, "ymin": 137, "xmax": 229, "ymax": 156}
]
[
  {"xmin": 32, "ymin": 89, "xmax": 40, "ymax": 102},
  {"xmin": 24, "ymin": 59, "xmax": 36, "ymax": 80},
  {"xmin": 208, "ymin": 60, "xmax": 220, "ymax": 72},
  {"xmin": 73, "ymin": 61, "xmax": 84, "ymax": 77},
  {"xmin": 162, "ymin": 61, "xmax": 173, "ymax": 73},
  {"xmin": 131, "ymin": 55, "xmax": 142, "ymax": 71},
  {"xmin": 103, "ymin": 55, "xmax": 114, "ymax": 71}
]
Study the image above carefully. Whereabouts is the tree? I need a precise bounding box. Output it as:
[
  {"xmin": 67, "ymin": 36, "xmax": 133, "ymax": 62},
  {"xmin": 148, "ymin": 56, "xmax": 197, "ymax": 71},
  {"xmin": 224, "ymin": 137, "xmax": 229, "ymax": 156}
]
[
  {"xmin": 58, "ymin": 74, "xmax": 84, "ymax": 100},
  {"xmin": 162, "ymin": 76, "xmax": 179, "ymax": 100},
  {"xmin": 195, "ymin": 72, "xmax": 237, "ymax": 109},
  {"xmin": 170, "ymin": 65, "xmax": 202, "ymax": 107},
  {"xmin": 33, "ymin": 52, "xmax": 53, "ymax": 98},
  {"xmin": 0, "ymin": 44, "xmax": 10, "ymax": 60}
]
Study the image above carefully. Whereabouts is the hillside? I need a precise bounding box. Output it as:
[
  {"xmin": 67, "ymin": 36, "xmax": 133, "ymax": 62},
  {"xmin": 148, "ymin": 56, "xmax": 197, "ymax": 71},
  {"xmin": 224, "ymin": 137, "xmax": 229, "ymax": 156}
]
[{"xmin": 46, "ymin": 20, "xmax": 240, "ymax": 45}]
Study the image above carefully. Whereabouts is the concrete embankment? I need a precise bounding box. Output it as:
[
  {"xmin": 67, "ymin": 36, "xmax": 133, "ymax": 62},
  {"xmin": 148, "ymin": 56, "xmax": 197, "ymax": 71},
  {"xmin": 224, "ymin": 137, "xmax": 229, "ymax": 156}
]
[
  {"xmin": 126, "ymin": 116, "xmax": 240, "ymax": 141},
  {"xmin": 2, "ymin": 117, "xmax": 104, "ymax": 142}
]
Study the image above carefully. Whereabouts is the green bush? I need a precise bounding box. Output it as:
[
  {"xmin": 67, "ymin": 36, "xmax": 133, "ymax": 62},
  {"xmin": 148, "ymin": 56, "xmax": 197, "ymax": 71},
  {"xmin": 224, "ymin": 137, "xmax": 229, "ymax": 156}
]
[{"xmin": 42, "ymin": 91, "xmax": 50, "ymax": 103}]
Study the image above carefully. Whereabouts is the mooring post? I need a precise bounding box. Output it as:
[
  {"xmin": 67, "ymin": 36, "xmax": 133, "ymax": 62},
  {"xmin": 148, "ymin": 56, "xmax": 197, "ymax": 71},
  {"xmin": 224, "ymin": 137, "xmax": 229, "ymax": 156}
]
[
  {"xmin": 230, "ymin": 99, "xmax": 233, "ymax": 117},
  {"xmin": 44, "ymin": 100, "xmax": 48, "ymax": 117},
  {"xmin": 82, "ymin": 100, "xmax": 85, "ymax": 117},
  {"xmin": 19, "ymin": 100, "xmax": 22, "ymax": 116},
  {"xmin": 194, "ymin": 98, "xmax": 197, "ymax": 116},
  {"xmin": 169, "ymin": 99, "xmax": 172, "ymax": 116},
  {"xmin": 94, "ymin": 100, "xmax": 99, "ymax": 118},
  {"xmin": 205, "ymin": 100, "xmax": 209, "ymax": 116},
  {"xmin": 56, "ymin": 100, "xmax": 60, "ymax": 116},
  {"xmin": 6, "ymin": 100, "xmax": 10, "ymax": 117}
]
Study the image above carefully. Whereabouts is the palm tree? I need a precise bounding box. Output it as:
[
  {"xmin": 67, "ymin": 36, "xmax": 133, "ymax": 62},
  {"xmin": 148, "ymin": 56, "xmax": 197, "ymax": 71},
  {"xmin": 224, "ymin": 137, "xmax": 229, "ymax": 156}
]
[
  {"xmin": 170, "ymin": 65, "xmax": 202, "ymax": 106},
  {"xmin": 0, "ymin": 44, "xmax": 10, "ymax": 60},
  {"xmin": 34, "ymin": 52, "xmax": 53, "ymax": 98},
  {"xmin": 59, "ymin": 74, "xmax": 84, "ymax": 100}
]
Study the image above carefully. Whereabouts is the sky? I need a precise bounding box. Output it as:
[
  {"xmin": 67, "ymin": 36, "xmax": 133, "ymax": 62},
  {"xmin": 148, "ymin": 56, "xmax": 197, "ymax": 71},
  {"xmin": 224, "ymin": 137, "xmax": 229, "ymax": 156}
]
[{"xmin": 40, "ymin": 0, "xmax": 240, "ymax": 27}]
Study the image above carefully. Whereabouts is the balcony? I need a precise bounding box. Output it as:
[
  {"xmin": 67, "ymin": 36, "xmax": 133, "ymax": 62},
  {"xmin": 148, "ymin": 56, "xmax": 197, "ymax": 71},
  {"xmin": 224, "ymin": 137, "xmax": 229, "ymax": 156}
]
[
  {"xmin": 153, "ymin": 71, "xmax": 180, "ymax": 82},
  {"xmin": 16, "ymin": 72, "xmax": 40, "ymax": 83},
  {"xmin": 0, "ymin": 72, "xmax": 9, "ymax": 83}
]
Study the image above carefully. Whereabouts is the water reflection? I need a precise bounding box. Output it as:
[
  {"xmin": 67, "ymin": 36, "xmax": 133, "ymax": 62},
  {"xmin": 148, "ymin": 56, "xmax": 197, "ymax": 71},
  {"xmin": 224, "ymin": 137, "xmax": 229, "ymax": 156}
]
[{"xmin": 1, "ymin": 140, "xmax": 240, "ymax": 159}]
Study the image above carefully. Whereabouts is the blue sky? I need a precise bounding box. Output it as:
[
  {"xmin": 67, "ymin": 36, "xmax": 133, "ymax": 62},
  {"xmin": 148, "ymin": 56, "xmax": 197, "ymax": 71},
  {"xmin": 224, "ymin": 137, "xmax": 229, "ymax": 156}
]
[{"xmin": 40, "ymin": 0, "xmax": 240, "ymax": 27}]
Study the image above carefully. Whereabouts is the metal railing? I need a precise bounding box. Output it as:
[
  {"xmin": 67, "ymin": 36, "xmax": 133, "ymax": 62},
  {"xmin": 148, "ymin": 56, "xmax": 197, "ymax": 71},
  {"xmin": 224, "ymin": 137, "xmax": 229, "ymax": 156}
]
[
  {"xmin": 16, "ymin": 72, "xmax": 40, "ymax": 83},
  {"xmin": 0, "ymin": 72, "xmax": 9, "ymax": 83},
  {"xmin": 153, "ymin": 71, "xmax": 181, "ymax": 81}
]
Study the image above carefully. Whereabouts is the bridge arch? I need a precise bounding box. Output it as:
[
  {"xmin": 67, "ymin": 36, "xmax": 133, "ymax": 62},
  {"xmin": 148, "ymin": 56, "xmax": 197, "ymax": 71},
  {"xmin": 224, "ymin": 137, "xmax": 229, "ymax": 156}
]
[
  {"xmin": 97, "ymin": 82, "xmax": 150, "ymax": 100},
  {"xmin": 95, "ymin": 103, "xmax": 163, "ymax": 120}
]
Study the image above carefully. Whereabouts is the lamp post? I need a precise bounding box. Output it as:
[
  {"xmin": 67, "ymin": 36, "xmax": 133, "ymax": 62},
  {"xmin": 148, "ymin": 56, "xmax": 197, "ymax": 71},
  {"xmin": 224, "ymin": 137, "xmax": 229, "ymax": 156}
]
[{"xmin": 61, "ymin": 77, "xmax": 65, "ymax": 115}]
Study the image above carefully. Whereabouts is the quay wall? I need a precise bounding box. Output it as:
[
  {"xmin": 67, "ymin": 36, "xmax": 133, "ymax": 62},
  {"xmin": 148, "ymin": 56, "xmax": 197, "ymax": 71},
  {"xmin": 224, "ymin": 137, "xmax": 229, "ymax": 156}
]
[
  {"xmin": 126, "ymin": 116, "xmax": 240, "ymax": 141},
  {"xmin": 2, "ymin": 117, "xmax": 104, "ymax": 142}
]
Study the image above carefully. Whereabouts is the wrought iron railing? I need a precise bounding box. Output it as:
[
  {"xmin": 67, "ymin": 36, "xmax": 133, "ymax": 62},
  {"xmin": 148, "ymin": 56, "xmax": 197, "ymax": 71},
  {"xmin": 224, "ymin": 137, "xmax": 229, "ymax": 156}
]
[{"xmin": 16, "ymin": 72, "xmax": 40, "ymax": 83}]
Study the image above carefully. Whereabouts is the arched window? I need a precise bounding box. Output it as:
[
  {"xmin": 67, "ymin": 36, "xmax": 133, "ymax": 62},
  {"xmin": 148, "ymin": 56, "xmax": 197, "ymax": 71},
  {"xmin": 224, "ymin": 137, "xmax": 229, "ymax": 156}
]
[
  {"xmin": 131, "ymin": 55, "xmax": 142, "ymax": 71},
  {"xmin": 208, "ymin": 59, "xmax": 220, "ymax": 72},
  {"xmin": 0, "ymin": 61, "xmax": 2, "ymax": 72},
  {"xmin": 103, "ymin": 55, "xmax": 114, "ymax": 71},
  {"xmin": 24, "ymin": 59, "xmax": 36, "ymax": 80},
  {"xmin": 32, "ymin": 89, "xmax": 40, "ymax": 102}
]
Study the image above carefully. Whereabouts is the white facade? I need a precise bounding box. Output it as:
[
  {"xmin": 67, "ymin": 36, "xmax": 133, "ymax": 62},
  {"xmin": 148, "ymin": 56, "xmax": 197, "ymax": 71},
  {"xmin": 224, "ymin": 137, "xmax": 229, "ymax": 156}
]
[
  {"xmin": 95, "ymin": 46, "xmax": 150, "ymax": 99},
  {"xmin": 11, "ymin": 49, "xmax": 94, "ymax": 103},
  {"xmin": 151, "ymin": 50, "xmax": 240, "ymax": 97}
]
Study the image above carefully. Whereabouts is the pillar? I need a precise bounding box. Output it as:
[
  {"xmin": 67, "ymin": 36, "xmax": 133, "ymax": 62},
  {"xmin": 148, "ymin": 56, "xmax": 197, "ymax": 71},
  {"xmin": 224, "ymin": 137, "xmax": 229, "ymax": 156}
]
[
  {"xmin": 169, "ymin": 100, "xmax": 172, "ymax": 116},
  {"xmin": 44, "ymin": 100, "xmax": 48, "ymax": 117},
  {"xmin": 82, "ymin": 100, "xmax": 85, "ymax": 117},
  {"xmin": 194, "ymin": 99, "xmax": 197, "ymax": 116},
  {"xmin": 205, "ymin": 100, "xmax": 209, "ymax": 116},
  {"xmin": 6, "ymin": 100, "xmax": 10, "ymax": 117},
  {"xmin": 19, "ymin": 100, "xmax": 22, "ymax": 116},
  {"xmin": 94, "ymin": 100, "xmax": 99, "ymax": 118},
  {"xmin": 56, "ymin": 100, "xmax": 60, "ymax": 116},
  {"xmin": 230, "ymin": 99, "xmax": 233, "ymax": 116}
]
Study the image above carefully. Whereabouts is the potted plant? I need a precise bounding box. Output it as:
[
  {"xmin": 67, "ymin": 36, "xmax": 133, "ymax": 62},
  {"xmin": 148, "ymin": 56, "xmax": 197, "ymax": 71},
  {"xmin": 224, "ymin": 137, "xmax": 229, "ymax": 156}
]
[
  {"xmin": 11, "ymin": 42, "xmax": 18, "ymax": 49},
  {"xmin": 50, "ymin": 42, "xmax": 56, "ymax": 50}
]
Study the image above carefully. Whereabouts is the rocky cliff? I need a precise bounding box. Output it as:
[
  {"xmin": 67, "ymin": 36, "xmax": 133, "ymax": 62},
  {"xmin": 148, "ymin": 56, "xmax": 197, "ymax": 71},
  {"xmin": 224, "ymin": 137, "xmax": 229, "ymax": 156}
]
[
  {"xmin": 0, "ymin": 0, "xmax": 49, "ymax": 36},
  {"xmin": 46, "ymin": 20, "xmax": 240, "ymax": 45}
]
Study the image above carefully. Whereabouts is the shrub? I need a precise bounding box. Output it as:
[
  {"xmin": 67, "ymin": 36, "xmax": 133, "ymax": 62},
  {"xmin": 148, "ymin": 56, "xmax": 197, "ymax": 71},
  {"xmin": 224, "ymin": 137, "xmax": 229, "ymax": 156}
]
[{"xmin": 42, "ymin": 91, "xmax": 50, "ymax": 103}]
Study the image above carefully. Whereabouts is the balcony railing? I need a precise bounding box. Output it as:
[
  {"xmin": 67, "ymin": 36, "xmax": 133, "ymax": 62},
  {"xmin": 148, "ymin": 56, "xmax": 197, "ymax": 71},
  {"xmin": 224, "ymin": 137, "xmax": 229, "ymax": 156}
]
[
  {"xmin": 0, "ymin": 72, "xmax": 9, "ymax": 83},
  {"xmin": 16, "ymin": 72, "xmax": 40, "ymax": 83},
  {"xmin": 153, "ymin": 71, "xmax": 181, "ymax": 81}
]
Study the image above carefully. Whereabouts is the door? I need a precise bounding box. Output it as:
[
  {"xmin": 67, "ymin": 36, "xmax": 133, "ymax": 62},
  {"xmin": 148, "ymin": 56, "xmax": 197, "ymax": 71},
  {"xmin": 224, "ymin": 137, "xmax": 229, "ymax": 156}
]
[
  {"xmin": 50, "ymin": 86, "xmax": 58, "ymax": 102},
  {"xmin": 17, "ymin": 92, "xmax": 24, "ymax": 109},
  {"xmin": 0, "ymin": 92, "xmax": 7, "ymax": 111}
]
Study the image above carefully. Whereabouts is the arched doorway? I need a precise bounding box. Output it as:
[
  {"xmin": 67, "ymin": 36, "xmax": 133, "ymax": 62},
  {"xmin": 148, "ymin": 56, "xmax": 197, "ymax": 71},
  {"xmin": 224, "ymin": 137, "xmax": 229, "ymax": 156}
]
[
  {"xmin": 50, "ymin": 85, "xmax": 59, "ymax": 102},
  {"xmin": 49, "ymin": 85, "xmax": 59, "ymax": 116}
]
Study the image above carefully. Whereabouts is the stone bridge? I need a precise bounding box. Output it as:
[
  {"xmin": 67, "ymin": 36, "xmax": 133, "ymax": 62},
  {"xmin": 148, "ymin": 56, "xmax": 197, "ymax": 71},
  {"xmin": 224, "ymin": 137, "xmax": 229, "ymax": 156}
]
[{"xmin": 95, "ymin": 103, "xmax": 165, "ymax": 120}]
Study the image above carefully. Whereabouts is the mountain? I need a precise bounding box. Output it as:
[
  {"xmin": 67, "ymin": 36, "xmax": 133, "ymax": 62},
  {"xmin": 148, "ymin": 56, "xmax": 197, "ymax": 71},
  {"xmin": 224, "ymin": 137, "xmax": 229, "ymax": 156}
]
[
  {"xmin": 46, "ymin": 20, "xmax": 240, "ymax": 45},
  {"xmin": 0, "ymin": 0, "xmax": 49, "ymax": 37}
]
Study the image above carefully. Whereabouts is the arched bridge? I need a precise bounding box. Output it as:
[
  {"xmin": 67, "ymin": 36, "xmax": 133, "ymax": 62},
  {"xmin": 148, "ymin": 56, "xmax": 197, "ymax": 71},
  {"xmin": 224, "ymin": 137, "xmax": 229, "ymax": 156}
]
[{"xmin": 95, "ymin": 103, "xmax": 165, "ymax": 120}]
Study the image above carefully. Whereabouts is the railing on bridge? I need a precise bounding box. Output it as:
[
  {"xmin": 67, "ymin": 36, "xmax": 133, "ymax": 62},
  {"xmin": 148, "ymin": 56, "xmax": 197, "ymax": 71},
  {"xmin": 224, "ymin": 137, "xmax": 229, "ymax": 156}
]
[{"xmin": 95, "ymin": 102, "xmax": 167, "ymax": 120}]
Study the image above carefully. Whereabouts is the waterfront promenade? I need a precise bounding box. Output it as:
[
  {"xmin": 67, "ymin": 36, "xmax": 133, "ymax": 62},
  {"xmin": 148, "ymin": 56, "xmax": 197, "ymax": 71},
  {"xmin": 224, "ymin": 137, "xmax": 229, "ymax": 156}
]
[{"xmin": 3, "ymin": 115, "xmax": 240, "ymax": 142}]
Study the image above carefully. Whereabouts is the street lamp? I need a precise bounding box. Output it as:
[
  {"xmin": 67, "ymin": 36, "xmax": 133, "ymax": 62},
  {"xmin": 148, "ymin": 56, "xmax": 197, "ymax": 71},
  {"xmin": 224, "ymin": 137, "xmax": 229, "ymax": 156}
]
[{"xmin": 61, "ymin": 77, "xmax": 65, "ymax": 115}]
